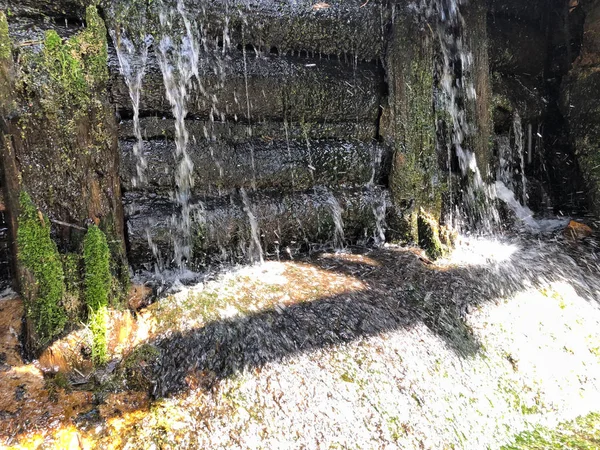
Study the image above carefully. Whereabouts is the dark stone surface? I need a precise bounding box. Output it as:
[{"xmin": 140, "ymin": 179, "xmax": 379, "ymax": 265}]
[
  {"xmin": 124, "ymin": 187, "xmax": 392, "ymax": 269},
  {"xmin": 0, "ymin": 0, "xmax": 85, "ymax": 19},
  {"xmin": 103, "ymin": 0, "xmax": 389, "ymax": 62},
  {"xmin": 120, "ymin": 135, "xmax": 390, "ymax": 195},
  {"xmin": 109, "ymin": 46, "xmax": 383, "ymax": 124}
]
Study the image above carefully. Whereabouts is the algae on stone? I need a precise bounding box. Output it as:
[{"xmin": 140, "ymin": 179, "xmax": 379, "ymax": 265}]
[
  {"xmin": 16, "ymin": 192, "xmax": 67, "ymax": 346},
  {"xmin": 382, "ymin": 10, "xmax": 444, "ymax": 242},
  {"xmin": 83, "ymin": 225, "xmax": 112, "ymax": 365},
  {"xmin": 417, "ymin": 209, "xmax": 446, "ymax": 260}
]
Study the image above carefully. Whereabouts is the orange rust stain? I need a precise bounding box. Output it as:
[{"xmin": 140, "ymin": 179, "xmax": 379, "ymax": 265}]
[
  {"xmin": 564, "ymin": 220, "xmax": 593, "ymax": 240},
  {"xmin": 99, "ymin": 391, "xmax": 150, "ymax": 420}
]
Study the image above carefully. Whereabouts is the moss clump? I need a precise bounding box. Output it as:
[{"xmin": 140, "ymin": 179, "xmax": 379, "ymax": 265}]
[
  {"xmin": 0, "ymin": 11, "xmax": 10, "ymax": 61},
  {"xmin": 89, "ymin": 306, "xmax": 109, "ymax": 365},
  {"xmin": 16, "ymin": 192, "xmax": 67, "ymax": 346},
  {"xmin": 42, "ymin": 6, "xmax": 108, "ymax": 111},
  {"xmin": 417, "ymin": 209, "xmax": 446, "ymax": 260},
  {"xmin": 120, "ymin": 344, "xmax": 160, "ymax": 391},
  {"xmin": 83, "ymin": 225, "xmax": 111, "ymax": 365}
]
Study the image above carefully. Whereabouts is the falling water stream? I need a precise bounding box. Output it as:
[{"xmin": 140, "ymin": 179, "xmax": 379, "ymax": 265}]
[{"xmin": 111, "ymin": 0, "xmax": 577, "ymax": 279}]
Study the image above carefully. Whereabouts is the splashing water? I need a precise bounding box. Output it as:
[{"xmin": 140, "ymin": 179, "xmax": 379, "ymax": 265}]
[
  {"xmin": 367, "ymin": 145, "xmax": 383, "ymax": 188},
  {"xmin": 415, "ymin": 0, "xmax": 499, "ymax": 233},
  {"xmin": 324, "ymin": 189, "xmax": 346, "ymax": 251},
  {"xmin": 497, "ymin": 112, "xmax": 527, "ymax": 207},
  {"xmin": 514, "ymin": 112, "xmax": 527, "ymax": 205},
  {"xmin": 241, "ymin": 188, "xmax": 264, "ymax": 264},
  {"xmin": 372, "ymin": 191, "xmax": 388, "ymax": 247}
]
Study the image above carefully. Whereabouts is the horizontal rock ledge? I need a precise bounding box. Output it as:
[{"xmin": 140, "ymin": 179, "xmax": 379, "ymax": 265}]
[
  {"xmin": 118, "ymin": 117, "xmax": 378, "ymax": 142},
  {"xmin": 103, "ymin": 0, "xmax": 388, "ymax": 62},
  {"xmin": 120, "ymin": 137, "xmax": 390, "ymax": 195},
  {"xmin": 124, "ymin": 187, "xmax": 392, "ymax": 270},
  {"xmin": 108, "ymin": 46, "xmax": 383, "ymax": 124}
]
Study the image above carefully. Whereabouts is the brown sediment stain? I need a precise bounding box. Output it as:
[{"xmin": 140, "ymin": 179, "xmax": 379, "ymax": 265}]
[
  {"xmin": 127, "ymin": 284, "xmax": 152, "ymax": 311},
  {"xmin": 0, "ymin": 297, "xmax": 94, "ymax": 446},
  {"xmin": 0, "ymin": 297, "xmax": 154, "ymax": 448}
]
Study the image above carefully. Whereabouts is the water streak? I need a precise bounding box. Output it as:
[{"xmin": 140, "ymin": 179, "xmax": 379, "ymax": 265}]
[
  {"xmin": 324, "ymin": 189, "xmax": 346, "ymax": 250},
  {"xmin": 157, "ymin": 0, "xmax": 200, "ymax": 269},
  {"xmin": 241, "ymin": 188, "xmax": 264, "ymax": 264},
  {"xmin": 417, "ymin": 0, "xmax": 499, "ymax": 233}
]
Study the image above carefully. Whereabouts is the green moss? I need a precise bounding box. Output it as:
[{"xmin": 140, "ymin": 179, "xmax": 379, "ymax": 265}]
[
  {"xmin": 417, "ymin": 209, "xmax": 446, "ymax": 260},
  {"xmin": 89, "ymin": 305, "xmax": 109, "ymax": 365},
  {"xmin": 99, "ymin": 218, "xmax": 130, "ymax": 307},
  {"xmin": 16, "ymin": 192, "xmax": 67, "ymax": 346},
  {"xmin": 387, "ymin": 16, "xmax": 444, "ymax": 241},
  {"xmin": 83, "ymin": 225, "xmax": 111, "ymax": 365},
  {"xmin": 42, "ymin": 6, "xmax": 108, "ymax": 112},
  {"xmin": 83, "ymin": 225, "xmax": 111, "ymax": 310},
  {"xmin": 0, "ymin": 11, "xmax": 10, "ymax": 61},
  {"xmin": 503, "ymin": 412, "xmax": 600, "ymax": 449}
]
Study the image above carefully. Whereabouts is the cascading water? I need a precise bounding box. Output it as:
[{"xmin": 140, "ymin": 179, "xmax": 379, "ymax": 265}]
[
  {"xmin": 416, "ymin": 0, "xmax": 499, "ymax": 232},
  {"xmin": 497, "ymin": 112, "xmax": 527, "ymax": 207},
  {"xmin": 324, "ymin": 188, "xmax": 346, "ymax": 251},
  {"xmin": 109, "ymin": 32, "xmax": 151, "ymax": 189},
  {"xmin": 241, "ymin": 188, "xmax": 264, "ymax": 264},
  {"xmin": 156, "ymin": 0, "xmax": 200, "ymax": 270},
  {"xmin": 514, "ymin": 112, "xmax": 527, "ymax": 205},
  {"xmin": 108, "ymin": 8, "xmax": 168, "ymax": 272}
]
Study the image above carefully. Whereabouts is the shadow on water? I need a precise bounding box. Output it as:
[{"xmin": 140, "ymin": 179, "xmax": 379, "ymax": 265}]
[{"xmin": 150, "ymin": 233, "xmax": 600, "ymax": 397}]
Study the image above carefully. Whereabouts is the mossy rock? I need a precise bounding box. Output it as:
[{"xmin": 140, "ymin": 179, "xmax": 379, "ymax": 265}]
[
  {"xmin": 83, "ymin": 225, "xmax": 112, "ymax": 365},
  {"xmin": 417, "ymin": 209, "xmax": 446, "ymax": 260},
  {"xmin": 16, "ymin": 192, "xmax": 67, "ymax": 347}
]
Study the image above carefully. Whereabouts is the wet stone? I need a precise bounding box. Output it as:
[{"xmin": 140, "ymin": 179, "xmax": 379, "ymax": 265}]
[
  {"xmin": 124, "ymin": 187, "xmax": 392, "ymax": 269},
  {"xmin": 120, "ymin": 137, "xmax": 390, "ymax": 195},
  {"xmin": 109, "ymin": 46, "xmax": 382, "ymax": 123}
]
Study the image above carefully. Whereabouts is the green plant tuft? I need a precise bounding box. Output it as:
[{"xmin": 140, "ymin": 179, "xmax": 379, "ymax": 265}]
[
  {"xmin": 0, "ymin": 11, "xmax": 10, "ymax": 61},
  {"xmin": 16, "ymin": 191, "xmax": 67, "ymax": 345},
  {"xmin": 89, "ymin": 305, "xmax": 109, "ymax": 365},
  {"xmin": 83, "ymin": 224, "xmax": 111, "ymax": 365}
]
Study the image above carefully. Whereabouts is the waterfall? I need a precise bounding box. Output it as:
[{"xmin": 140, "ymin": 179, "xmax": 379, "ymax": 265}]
[
  {"xmin": 372, "ymin": 192, "xmax": 388, "ymax": 247},
  {"xmin": 497, "ymin": 112, "xmax": 527, "ymax": 207},
  {"xmin": 109, "ymin": 32, "xmax": 151, "ymax": 189},
  {"xmin": 415, "ymin": 0, "xmax": 499, "ymax": 233},
  {"xmin": 513, "ymin": 112, "xmax": 527, "ymax": 205},
  {"xmin": 108, "ymin": 7, "xmax": 165, "ymax": 271},
  {"xmin": 324, "ymin": 188, "xmax": 346, "ymax": 251},
  {"xmin": 156, "ymin": 0, "xmax": 200, "ymax": 270}
]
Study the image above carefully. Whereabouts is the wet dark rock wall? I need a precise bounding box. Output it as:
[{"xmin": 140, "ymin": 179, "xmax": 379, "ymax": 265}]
[
  {"xmin": 561, "ymin": 0, "xmax": 600, "ymax": 215},
  {"xmin": 108, "ymin": 0, "xmax": 392, "ymax": 269},
  {"xmin": 487, "ymin": 0, "xmax": 590, "ymax": 212},
  {"xmin": 0, "ymin": 0, "xmax": 597, "ymax": 278}
]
